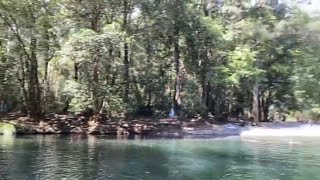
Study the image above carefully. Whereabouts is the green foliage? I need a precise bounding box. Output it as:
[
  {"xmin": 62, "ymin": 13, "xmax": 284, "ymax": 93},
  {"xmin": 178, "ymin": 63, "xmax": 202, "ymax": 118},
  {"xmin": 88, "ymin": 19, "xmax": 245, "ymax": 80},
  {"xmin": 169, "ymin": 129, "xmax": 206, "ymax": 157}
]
[
  {"xmin": 0, "ymin": 0, "xmax": 319, "ymax": 120},
  {"xmin": 62, "ymin": 80, "xmax": 93, "ymax": 113},
  {"xmin": 0, "ymin": 122, "xmax": 16, "ymax": 135},
  {"xmin": 181, "ymin": 77, "xmax": 207, "ymax": 117},
  {"xmin": 227, "ymin": 46, "xmax": 261, "ymax": 84}
]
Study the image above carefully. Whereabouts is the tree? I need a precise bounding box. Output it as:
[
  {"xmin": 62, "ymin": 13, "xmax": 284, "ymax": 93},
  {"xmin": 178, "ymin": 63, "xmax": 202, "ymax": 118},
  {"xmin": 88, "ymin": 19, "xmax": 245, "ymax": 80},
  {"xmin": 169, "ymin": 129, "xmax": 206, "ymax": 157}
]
[{"xmin": 0, "ymin": 0, "xmax": 318, "ymax": 122}]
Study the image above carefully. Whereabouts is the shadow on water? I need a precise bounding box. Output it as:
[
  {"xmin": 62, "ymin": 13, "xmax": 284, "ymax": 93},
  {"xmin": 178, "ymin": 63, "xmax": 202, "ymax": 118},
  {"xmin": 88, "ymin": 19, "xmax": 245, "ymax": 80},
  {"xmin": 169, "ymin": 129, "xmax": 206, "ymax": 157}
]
[
  {"xmin": 0, "ymin": 135, "xmax": 171, "ymax": 180},
  {"xmin": 1, "ymin": 135, "xmax": 320, "ymax": 180}
]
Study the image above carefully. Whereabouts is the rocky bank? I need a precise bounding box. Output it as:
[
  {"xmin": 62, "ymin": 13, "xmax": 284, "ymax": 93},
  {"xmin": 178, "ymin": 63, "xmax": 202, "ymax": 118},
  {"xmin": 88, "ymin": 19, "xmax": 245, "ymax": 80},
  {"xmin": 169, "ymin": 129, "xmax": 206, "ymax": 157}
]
[{"xmin": 0, "ymin": 114, "xmax": 244, "ymax": 136}]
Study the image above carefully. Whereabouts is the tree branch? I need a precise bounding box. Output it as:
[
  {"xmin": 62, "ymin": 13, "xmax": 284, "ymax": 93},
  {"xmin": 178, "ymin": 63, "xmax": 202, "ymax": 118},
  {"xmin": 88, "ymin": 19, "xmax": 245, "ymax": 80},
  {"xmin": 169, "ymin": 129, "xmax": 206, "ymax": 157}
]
[{"xmin": 0, "ymin": 2, "xmax": 32, "ymax": 61}]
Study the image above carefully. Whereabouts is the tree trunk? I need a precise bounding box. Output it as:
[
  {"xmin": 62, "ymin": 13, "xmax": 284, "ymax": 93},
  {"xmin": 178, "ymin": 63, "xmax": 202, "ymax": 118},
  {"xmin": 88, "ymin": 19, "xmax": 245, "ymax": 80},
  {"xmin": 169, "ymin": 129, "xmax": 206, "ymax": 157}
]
[
  {"xmin": 173, "ymin": 0, "xmax": 182, "ymax": 115},
  {"xmin": 158, "ymin": 65, "xmax": 166, "ymax": 107},
  {"xmin": 123, "ymin": 42, "xmax": 130, "ymax": 103},
  {"xmin": 28, "ymin": 35, "xmax": 42, "ymax": 117},
  {"xmin": 132, "ymin": 78, "xmax": 143, "ymax": 106},
  {"xmin": 106, "ymin": 48, "xmax": 113, "ymax": 83},
  {"xmin": 202, "ymin": 0, "xmax": 211, "ymax": 16},
  {"xmin": 74, "ymin": 62, "xmax": 79, "ymax": 81},
  {"xmin": 260, "ymin": 95, "xmax": 265, "ymax": 122},
  {"xmin": 122, "ymin": 0, "xmax": 130, "ymax": 104},
  {"xmin": 173, "ymin": 28, "xmax": 181, "ymax": 115},
  {"xmin": 43, "ymin": 61, "xmax": 49, "ymax": 95},
  {"xmin": 263, "ymin": 90, "xmax": 271, "ymax": 121},
  {"xmin": 91, "ymin": 6, "xmax": 101, "ymax": 113},
  {"xmin": 146, "ymin": 37, "xmax": 152, "ymax": 106},
  {"xmin": 252, "ymin": 80, "xmax": 260, "ymax": 124},
  {"xmin": 92, "ymin": 57, "xmax": 99, "ymax": 113},
  {"xmin": 200, "ymin": 1, "xmax": 211, "ymax": 116},
  {"xmin": 201, "ymin": 52, "xmax": 209, "ymax": 113},
  {"xmin": 206, "ymin": 82, "xmax": 213, "ymax": 112},
  {"xmin": 42, "ymin": 27, "xmax": 51, "ymax": 111},
  {"xmin": 0, "ymin": 8, "xmax": 42, "ymax": 117},
  {"xmin": 18, "ymin": 53, "xmax": 28, "ymax": 112}
]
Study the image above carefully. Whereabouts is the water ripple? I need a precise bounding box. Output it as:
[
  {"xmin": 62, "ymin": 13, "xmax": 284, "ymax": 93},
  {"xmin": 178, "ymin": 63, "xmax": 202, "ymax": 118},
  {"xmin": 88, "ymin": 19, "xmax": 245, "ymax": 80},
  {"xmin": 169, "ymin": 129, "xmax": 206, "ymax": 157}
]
[{"xmin": 1, "ymin": 136, "xmax": 320, "ymax": 180}]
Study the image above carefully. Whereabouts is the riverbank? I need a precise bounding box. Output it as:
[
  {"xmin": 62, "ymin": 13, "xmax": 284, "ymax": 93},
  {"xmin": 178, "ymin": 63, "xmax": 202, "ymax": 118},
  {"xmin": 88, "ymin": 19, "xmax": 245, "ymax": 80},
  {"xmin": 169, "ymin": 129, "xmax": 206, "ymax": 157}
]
[
  {"xmin": 0, "ymin": 114, "xmax": 232, "ymax": 136},
  {"xmin": 1, "ymin": 114, "xmax": 318, "ymax": 137}
]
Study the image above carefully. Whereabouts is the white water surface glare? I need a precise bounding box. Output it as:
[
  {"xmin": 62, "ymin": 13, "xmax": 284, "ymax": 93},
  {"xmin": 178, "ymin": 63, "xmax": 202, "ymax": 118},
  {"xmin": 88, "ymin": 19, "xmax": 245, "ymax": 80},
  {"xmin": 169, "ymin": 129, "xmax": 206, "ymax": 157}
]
[
  {"xmin": 240, "ymin": 122, "xmax": 320, "ymax": 137},
  {"xmin": 1, "ymin": 134, "xmax": 320, "ymax": 180}
]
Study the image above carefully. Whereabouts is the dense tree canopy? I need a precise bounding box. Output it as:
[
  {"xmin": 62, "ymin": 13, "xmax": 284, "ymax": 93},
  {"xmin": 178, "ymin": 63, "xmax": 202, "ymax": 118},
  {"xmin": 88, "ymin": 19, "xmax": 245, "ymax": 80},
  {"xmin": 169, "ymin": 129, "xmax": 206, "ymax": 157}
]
[{"xmin": 0, "ymin": 0, "xmax": 319, "ymax": 122}]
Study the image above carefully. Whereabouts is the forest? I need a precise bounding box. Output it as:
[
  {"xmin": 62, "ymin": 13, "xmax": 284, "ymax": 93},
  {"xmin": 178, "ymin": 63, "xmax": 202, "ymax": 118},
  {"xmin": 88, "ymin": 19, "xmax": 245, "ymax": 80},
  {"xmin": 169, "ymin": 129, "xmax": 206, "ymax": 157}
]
[{"xmin": 0, "ymin": 0, "xmax": 319, "ymax": 124}]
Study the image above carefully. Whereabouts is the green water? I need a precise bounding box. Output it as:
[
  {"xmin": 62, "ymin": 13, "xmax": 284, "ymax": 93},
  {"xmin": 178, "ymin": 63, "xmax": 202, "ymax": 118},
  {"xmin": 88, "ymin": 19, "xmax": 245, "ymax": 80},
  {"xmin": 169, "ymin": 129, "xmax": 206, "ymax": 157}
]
[{"xmin": 1, "ymin": 135, "xmax": 320, "ymax": 180}]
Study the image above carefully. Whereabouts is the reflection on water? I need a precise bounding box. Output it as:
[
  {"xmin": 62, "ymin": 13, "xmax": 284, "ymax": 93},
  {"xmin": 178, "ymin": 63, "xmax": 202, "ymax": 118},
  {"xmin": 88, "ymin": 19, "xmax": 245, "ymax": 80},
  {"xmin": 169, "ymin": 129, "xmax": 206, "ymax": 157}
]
[{"xmin": 1, "ymin": 135, "xmax": 320, "ymax": 180}]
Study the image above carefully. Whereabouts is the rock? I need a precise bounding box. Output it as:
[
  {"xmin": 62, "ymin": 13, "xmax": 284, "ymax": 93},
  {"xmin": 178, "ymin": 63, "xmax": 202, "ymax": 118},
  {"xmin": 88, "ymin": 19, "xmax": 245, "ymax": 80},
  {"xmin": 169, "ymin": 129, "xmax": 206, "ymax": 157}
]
[
  {"xmin": 117, "ymin": 126, "xmax": 129, "ymax": 135},
  {"xmin": 88, "ymin": 120, "xmax": 97, "ymax": 126},
  {"xmin": 17, "ymin": 117, "xmax": 31, "ymax": 122},
  {"xmin": 132, "ymin": 124, "xmax": 143, "ymax": 134},
  {"xmin": 182, "ymin": 126, "xmax": 194, "ymax": 133},
  {"xmin": 87, "ymin": 125, "xmax": 98, "ymax": 134},
  {"xmin": 71, "ymin": 127, "xmax": 85, "ymax": 134},
  {"xmin": 15, "ymin": 124, "xmax": 35, "ymax": 134},
  {"xmin": 159, "ymin": 118, "xmax": 180, "ymax": 124}
]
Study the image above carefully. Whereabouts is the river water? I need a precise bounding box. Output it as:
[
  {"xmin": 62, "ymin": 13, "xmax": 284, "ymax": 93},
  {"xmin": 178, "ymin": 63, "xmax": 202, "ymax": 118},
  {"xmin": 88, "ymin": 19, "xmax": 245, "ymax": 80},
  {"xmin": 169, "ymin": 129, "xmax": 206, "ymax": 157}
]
[{"xmin": 0, "ymin": 135, "xmax": 320, "ymax": 180}]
